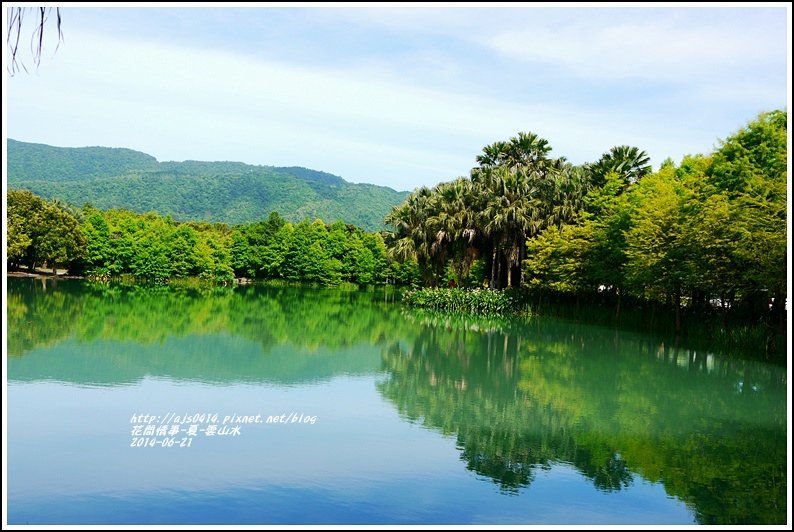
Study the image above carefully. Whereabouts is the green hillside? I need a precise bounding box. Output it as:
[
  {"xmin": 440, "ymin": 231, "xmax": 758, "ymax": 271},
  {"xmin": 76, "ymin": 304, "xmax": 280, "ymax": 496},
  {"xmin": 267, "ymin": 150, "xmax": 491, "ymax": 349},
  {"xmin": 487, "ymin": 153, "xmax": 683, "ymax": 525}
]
[{"xmin": 7, "ymin": 139, "xmax": 408, "ymax": 231}]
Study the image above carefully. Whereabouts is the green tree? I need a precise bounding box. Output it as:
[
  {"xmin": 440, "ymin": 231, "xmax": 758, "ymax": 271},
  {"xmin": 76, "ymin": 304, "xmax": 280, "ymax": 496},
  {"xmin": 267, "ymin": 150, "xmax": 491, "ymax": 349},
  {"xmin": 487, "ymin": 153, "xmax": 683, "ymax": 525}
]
[
  {"xmin": 6, "ymin": 190, "xmax": 85, "ymax": 273},
  {"xmin": 590, "ymin": 145, "xmax": 651, "ymax": 187},
  {"xmin": 342, "ymin": 232, "xmax": 374, "ymax": 284},
  {"xmin": 426, "ymin": 178, "xmax": 479, "ymax": 286},
  {"xmin": 196, "ymin": 231, "xmax": 234, "ymax": 283},
  {"xmin": 624, "ymin": 163, "xmax": 695, "ymax": 330},
  {"xmin": 524, "ymin": 220, "xmax": 593, "ymax": 295},
  {"xmin": 385, "ymin": 187, "xmax": 442, "ymax": 285},
  {"xmin": 260, "ymin": 222, "xmax": 293, "ymax": 279},
  {"xmin": 363, "ymin": 231, "xmax": 389, "ymax": 283},
  {"xmin": 81, "ymin": 209, "xmax": 112, "ymax": 275},
  {"xmin": 477, "ymin": 166, "xmax": 544, "ymax": 288},
  {"xmin": 472, "ymin": 132, "xmax": 580, "ymax": 288},
  {"xmin": 7, "ymin": 210, "xmax": 33, "ymax": 270},
  {"xmin": 230, "ymin": 229, "xmax": 255, "ymax": 278},
  {"xmin": 707, "ymin": 110, "xmax": 787, "ymax": 320},
  {"xmin": 131, "ymin": 214, "xmax": 171, "ymax": 280},
  {"xmin": 168, "ymin": 225, "xmax": 200, "ymax": 277}
]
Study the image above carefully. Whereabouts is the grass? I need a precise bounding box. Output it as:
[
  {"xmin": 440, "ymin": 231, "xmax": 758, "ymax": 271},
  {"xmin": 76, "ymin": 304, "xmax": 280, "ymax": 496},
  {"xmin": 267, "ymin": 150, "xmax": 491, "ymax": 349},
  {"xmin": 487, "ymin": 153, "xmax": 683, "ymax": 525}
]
[{"xmin": 401, "ymin": 287, "xmax": 527, "ymax": 317}]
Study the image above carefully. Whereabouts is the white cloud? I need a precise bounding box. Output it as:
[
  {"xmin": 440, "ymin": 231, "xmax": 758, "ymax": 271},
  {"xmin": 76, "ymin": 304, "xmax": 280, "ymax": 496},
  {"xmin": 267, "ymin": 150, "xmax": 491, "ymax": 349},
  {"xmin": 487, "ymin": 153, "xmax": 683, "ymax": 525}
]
[
  {"xmin": 6, "ymin": 7, "xmax": 789, "ymax": 191},
  {"xmin": 485, "ymin": 17, "xmax": 785, "ymax": 87}
]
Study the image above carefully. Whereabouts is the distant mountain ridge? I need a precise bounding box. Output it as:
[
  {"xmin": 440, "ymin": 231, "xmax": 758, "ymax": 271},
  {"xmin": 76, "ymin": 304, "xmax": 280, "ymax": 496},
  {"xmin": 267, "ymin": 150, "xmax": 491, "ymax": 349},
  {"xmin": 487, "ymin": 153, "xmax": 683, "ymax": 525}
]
[{"xmin": 7, "ymin": 139, "xmax": 408, "ymax": 231}]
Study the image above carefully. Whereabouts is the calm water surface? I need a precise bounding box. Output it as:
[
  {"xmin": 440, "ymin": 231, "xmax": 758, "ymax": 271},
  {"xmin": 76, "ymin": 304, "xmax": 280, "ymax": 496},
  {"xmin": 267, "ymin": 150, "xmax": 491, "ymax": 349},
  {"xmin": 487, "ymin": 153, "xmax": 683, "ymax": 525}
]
[{"xmin": 5, "ymin": 278, "xmax": 788, "ymax": 525}]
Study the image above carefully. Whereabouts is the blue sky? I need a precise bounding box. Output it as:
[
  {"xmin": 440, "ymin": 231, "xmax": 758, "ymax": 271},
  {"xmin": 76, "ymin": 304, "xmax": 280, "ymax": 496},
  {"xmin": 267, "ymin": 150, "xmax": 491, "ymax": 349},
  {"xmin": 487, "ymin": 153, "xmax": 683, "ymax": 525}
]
[{"xmin": 3, "ymin": 3, "xmax": 790, "ymax": 192}]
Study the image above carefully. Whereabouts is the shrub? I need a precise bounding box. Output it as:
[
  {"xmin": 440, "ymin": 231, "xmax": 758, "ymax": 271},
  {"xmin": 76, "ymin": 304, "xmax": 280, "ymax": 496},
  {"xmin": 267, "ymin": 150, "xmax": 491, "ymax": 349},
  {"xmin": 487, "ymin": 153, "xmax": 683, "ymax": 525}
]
[{"xmin": 401, "ymin": 287, "xmax": 524, "ymax": 316}]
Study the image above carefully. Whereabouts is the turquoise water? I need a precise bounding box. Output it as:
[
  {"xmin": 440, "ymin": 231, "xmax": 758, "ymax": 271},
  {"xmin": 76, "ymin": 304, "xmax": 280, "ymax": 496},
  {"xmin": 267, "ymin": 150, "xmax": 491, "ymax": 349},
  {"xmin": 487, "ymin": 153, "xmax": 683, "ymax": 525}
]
[{"xmin": 5, "ymin": 278, "xmax": 787, "ymax": 524}]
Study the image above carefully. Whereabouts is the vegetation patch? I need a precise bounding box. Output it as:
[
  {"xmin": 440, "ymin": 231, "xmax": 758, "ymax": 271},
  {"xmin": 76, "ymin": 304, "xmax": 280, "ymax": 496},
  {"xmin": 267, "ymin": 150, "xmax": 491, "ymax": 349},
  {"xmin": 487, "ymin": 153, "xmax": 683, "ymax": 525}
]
[
  {"xmin": 401, "ymin": 307, "xmax": 517, "ymax": 334},
  {"xmin": 401, "ymin": 287, "xmax": 524, "ymax": 317}
]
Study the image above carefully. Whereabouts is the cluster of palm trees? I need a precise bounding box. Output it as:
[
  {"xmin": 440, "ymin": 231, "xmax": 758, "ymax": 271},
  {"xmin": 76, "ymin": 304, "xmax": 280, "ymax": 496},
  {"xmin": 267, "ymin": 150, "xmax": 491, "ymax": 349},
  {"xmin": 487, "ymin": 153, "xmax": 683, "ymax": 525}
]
[{"xmin": 385, "ymin": 132, "xmax": 650, "ymax": 289}]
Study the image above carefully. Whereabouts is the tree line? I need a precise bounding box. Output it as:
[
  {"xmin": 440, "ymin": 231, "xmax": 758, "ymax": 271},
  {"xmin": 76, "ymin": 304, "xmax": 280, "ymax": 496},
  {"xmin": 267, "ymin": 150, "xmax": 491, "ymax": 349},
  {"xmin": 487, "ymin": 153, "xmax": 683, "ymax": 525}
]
[
  {"xmin": 384, "ymin": 110, "xmax": 787, "ymax": 328},
  {"xmin": 6, "ymin": 108, "xmax": 786, "ymax": 325},
  {"xmin": 6, "ymin": 192, "xmax": 421, "ymax": 286},
  {"xmin": 8, "ymin": 139, "xmax": 408, "ymax": 232}
]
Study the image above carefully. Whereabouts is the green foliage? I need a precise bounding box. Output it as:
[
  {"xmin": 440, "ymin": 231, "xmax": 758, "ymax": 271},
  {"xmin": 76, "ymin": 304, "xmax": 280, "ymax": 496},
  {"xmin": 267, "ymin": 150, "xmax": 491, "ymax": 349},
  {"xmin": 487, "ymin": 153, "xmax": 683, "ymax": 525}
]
[
  {"xmin": 524, "ymin": 220, "xmax": 594, "ymax": 294},
  {"xmin": 7, "ymin": 277, "xmax": 786, "ymax": 523},
  {"xmin": 402, "ymin": 287, "xmax": 522, "ymax": 316},
  {"xmin": 229, "ymin": 216, "xmax": 399, "ymax": 287},
  {"xmin": 7, "ymin": 190, "xmax": 86, "ymax": 272},
  {"xmin": 519, "ymin": 110, "xmax": 786, "ymax": 335},
  {"xmin": 7, "ymin": 190, "xmax": 414, "ymax": 287},
  {"xmin": 589, "ymin": 145, "xmax": 651, "ymax": 187},
  {"xmin": 581, "ymin": 172, "xmax": 633, "ymax": 292},
  {"xmin": 704, "ymin": 111, "xmax": 787, "ymax": 316},
  {"xmin": 81, "ymin": 210, "xmax": 112, "ymax": 275},
  {"xmin": 709, "ymin": 109, "xmax": 787, "ymax": 195},
  {"xmin": 385, "ymin": 109, "xmax": 785, "ymax": 337},
  {"xmin": 7, "ymin": 208, "xmax": 33, "ymax": 261},
  {"xmin": 7, "ymin": 139, "xmax": 408, "ymax": 232},
  {"xmin": 387, "ymin": 133, "xmax": 588, "ymax": 290},
  {"xmin": 624, "ymin": 162, "xmax": 695, "ymax": 300},
  {"xmin": 6, "ymin": 138, "xmax": 159, "ymax": 181},
  {"xmin": 377, "ymin": 304, "xmax": 786, "ymax": 520},
  {"xmin": 385, "ymin": 255, "xmax": 422, "ymax": 287}
]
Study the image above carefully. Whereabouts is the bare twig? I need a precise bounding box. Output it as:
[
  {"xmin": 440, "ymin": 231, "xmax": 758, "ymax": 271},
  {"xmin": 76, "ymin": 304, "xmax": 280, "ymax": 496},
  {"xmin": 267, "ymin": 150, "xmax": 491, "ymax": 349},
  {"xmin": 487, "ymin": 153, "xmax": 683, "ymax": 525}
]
[{"xmin": 6, "ymin": 6, "xmax": 62, "ymax": 75}]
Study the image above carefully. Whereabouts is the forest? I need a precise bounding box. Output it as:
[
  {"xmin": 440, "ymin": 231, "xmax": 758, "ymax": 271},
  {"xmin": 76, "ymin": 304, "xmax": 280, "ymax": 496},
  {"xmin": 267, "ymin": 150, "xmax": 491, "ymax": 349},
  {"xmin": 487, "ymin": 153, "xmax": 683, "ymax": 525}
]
[
  {"xmin": 7, "ymin": 139, "xmax": 408, "ymax": 232},
  {"xmin": 6, "ymin": 109, "xmax": 787, "ymax": 345},
  {"xmin": 385, "ymin": 109, "xmax": 787, "ymax": 332},
  {"xmin": 6, "ymin": 194, "xmax": 420, "ymax": 287}
]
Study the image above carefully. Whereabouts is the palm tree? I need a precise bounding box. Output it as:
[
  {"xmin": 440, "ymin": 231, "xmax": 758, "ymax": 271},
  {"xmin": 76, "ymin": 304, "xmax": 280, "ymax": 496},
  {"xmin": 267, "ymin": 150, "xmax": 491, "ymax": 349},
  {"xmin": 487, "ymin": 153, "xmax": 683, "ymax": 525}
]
[
  {"xmin": 590, "ymin": 145, "xmax": 651, "ymax": 187},
  {"xmin": 476, "ymin": 167, "xmax": 546, "ymax": 288},
  {"xmin": 474, "ymin": 140, "xmax": 510, "ymax": 171},
  {"xmin": 387, "ymin": 131, "xmax": 592, "ymax": 290},
  {"xmin": 426, "ymin": 178, "xmax": 479, "ymax": 285},
  {"xmin": 472, "ymin": 132, "xmax": 558, "ymax": 288},
  {"xmin": 474, "ymin": 132, "xmax": 553, "ymax": 176},
  {"xmin": 503, "ymin": 131, "xmax": 552, "ymax": 170},
  {"xmin": 549, "ymin": 163, "xmax": 590, "ymax": 228},
  {"xmin": 385, "ymin": 187, "xmax": 429, "ymax": 262},
  {"xmin": 385, "ymin": 186, "xmax": 448, "ymax": 285}
]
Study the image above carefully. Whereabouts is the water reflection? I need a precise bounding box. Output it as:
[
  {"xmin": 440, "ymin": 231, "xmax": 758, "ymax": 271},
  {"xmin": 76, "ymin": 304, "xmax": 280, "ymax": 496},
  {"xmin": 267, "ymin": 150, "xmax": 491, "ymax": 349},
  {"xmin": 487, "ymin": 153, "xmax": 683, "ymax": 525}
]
[
  {"xmin": 6, "ymin": 278, "xmax": 787, "ymax": 524},
  {"xmin": 8, "ymin": 278, "xmax": 400, "ymax": 385},
  {"xmin": 378, "ymin": 310, "xmax": 787, "ymax": 524}
]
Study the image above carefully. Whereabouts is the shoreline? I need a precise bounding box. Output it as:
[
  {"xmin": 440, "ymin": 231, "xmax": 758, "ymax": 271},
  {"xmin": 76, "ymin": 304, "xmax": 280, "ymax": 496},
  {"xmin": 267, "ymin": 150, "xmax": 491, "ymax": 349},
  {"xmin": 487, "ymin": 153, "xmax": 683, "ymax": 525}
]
[{"xmin": 7, "ymin": 270, "xmax": 84, "ymax": 280}]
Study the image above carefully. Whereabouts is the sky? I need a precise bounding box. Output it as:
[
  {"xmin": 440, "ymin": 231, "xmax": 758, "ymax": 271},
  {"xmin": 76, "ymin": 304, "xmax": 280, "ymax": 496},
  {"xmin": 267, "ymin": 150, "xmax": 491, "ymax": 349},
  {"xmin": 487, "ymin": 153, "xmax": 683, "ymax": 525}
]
[{"xmin": 3, "ymin": 3, "xmax": 791, "ymax": 192}]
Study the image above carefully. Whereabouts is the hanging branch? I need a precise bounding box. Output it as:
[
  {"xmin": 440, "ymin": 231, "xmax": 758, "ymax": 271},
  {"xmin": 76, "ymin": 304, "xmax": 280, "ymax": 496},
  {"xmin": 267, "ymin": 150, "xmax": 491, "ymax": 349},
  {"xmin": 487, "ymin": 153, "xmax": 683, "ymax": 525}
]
[{"xmin": 7, "ymin": 6, "xmax": 62, "ymax": 75}]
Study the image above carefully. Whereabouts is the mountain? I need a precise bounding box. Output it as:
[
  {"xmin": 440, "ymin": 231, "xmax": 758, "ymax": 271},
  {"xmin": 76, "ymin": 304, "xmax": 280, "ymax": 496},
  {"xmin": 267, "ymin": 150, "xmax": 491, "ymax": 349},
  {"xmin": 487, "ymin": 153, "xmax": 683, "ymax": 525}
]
[{"xmin": 6, "ymin": 139, "xmax": 409, "ymax": 231}]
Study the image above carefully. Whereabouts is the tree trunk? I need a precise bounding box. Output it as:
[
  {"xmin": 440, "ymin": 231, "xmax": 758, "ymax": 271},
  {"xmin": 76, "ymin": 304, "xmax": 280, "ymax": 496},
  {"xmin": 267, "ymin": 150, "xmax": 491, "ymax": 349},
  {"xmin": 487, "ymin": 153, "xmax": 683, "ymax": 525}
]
[
  {"xmin": 506, "ymin": 250, "xmax": 513, "ymax": 289},
  {"xmin": 614, "ymin": 288, "xmax": 621, "ymax": 321},
  {"xmin": 494, "ymin": 247, "xmax": 501, "ymax": 290},
  {"xmin": 518, "ymin": 236, "xmax": 526, "ymax": 288},
  {"xmin": 674, "ymin": 286, "xmax": 682, "ymax": 334},
  {"xmin": 490, "ymin": 242, "xmax": 498, "ymax": 289}
]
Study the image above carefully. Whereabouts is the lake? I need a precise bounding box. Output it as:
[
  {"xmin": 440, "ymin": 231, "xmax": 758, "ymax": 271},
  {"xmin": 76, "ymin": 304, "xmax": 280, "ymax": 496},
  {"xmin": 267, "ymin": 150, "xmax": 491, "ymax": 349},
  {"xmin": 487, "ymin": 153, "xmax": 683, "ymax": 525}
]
[{"xmin": 5, "ymin": 277, "xmax": 788, "ymax": 525}]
